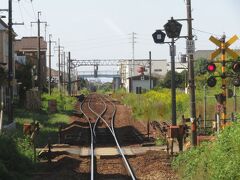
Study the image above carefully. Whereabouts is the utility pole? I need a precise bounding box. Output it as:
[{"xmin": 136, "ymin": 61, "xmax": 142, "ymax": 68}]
[
  {"xmin": 63, "ymin": 52, "xmax": 66, "ymax": 94},
  {"xmin": 149, "ymin": 51, "xmax": 152, "ymax": 90},
  {"xmin": 61, "ymin": 52, "xmax": 64, "ymax": 92},
  {"xmin": 48, "ymin": 34, "xmax": 56, "ymax": 95},
  {"xmin": 68, "ymin": 52, "xmax": 71, "ymax": 96},
  {"xmin": 31, "ymin": 12, "xmax": 47, "ymax": 91},
  {"xmin": 44, "ymin": 23, "xmax": 48, "ymax": 40},
  {"xmin": 5, "ymin": 1, "xmax": 24, "ymax": 124},
  {"xmin": 56, "ymin": 39, "xmax": 64, "ymax": 93},
  {"xmin": 130, "ymin": 32, "xmax": 137, "ymax": 92},
  {"xmin": 186, "ymin": 0, "xmax": 197, "ymax": 146},
  {"xmin": 8, "ymin": 0, "xmax": 13, "ymax": 124}
]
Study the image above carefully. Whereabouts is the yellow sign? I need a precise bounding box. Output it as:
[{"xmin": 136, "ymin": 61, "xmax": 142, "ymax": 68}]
[{"xmin": 209, "ymin": 35, "xmax": 239, "ymax": 59}]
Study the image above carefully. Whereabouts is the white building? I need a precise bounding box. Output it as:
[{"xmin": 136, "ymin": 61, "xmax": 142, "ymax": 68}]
[{"xmin": 119, "ymin": 59, "xmax": 168, "ymax": 92}]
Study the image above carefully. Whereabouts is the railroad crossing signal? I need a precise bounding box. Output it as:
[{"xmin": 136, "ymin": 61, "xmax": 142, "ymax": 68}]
[
  {"xmin": 210, "ymin": 35, "xmax": 239, "ymax": 59},
  {"xmin": 209, "ymin": 34, "xmax": 240, "ymax": 126}
]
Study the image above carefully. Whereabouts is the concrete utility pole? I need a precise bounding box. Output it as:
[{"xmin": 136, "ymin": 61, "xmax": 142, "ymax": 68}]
[
  {"xmin": 130, "ymin": 32, "xmax": 137, "ymax": 92},
  {"xmin": 48, "ymin": 34, "xmax": 56, "ymax": 95},
  {"xmin": 31, "ymin": 12, "xmax": 47, "ymax": 91},
  {"xmin": 68, "ymin": 52, "xmax": 71, "ymax": 96},
  {"xmin": 56, "ymin": 39, "xmax": 64, "ymax": 93},
  {"xmin": 8, "ymin": 0, "xmax": 13, "ymax": 123},
  {"xmin": 186, "ymin": 0, "xmax": 197, "ymax": 146},
  {"xmin": 63, "ymin": 52, "xmax": 66, "ymax": 94}
]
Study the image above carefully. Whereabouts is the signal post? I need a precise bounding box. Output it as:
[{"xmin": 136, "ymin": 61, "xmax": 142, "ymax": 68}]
[{"xmin": 209, "ymin": 34, "xmax": 239, "ymax": 126}]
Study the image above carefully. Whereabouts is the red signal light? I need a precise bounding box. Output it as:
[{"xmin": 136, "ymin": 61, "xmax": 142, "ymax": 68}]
[{"xmin": 207, "ymin": 63, "xmax": 216, "ymax": 73}]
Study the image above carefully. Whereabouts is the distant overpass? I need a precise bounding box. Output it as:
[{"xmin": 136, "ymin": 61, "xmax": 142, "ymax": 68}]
[{"xmin": 78, "ymin": 71, "xmax": 120, "ymax": 78}]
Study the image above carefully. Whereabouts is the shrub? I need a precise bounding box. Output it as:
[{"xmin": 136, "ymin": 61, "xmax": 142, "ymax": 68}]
[
  {"xmin": 0, "ymin": 134, "xmax": 33, "ymax": 179},
  {"xmin": 173, "ymin": 122, "xmax": 240, "ymax": 180},
  {"xmin": 41, "ymin": 89, "xmax": 76, "ymax": 112},
  {"xmin": 121, "ymin": 89, "xmax": 190, "ymax": 122}
]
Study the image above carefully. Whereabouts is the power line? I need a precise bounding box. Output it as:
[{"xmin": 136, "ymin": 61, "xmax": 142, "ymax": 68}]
[
  {"xmin": 65, "ymin": 35, "xmax": 129, "ymax": 43},
  {"xmin": 193, "ymin": 28, "xmax": 223, "ymax": 38},
  {"xmin": 30, "ymin": 0, "xmax": 37, "ymax": 20},
  {"xmin": 66, "ymin": 42, "xmax": 129, "ymax": 50},
  {"xmin": 17, "ymin": 0, "xmax": 28, "ymax": 31},
  {"xmin": 21, "ymin": 0, "xmax": 35, "ymax": 20}
]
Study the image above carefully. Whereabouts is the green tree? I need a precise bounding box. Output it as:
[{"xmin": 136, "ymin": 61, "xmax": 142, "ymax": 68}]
[
  {"xmin": 15, "ymin": 63, "xmax": 33, "ymax": 104},
  {"xmin": 160, "ymin": 70, "xmax": 185, "ymax": 88},
  {"xmin": 194, "ymin": 58, "xmax": 208, "ymax": 76}
]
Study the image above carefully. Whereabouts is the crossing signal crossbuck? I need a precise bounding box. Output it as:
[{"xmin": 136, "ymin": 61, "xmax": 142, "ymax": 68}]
[{"xmin": 205, "ymin": 34, "xmax": 240, "ymax": 125}]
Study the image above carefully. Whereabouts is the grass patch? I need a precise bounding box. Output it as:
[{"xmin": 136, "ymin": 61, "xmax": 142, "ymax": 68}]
[
  {"xmin": 15, "ymin": 108, "xmax": 70, "ymax": 147},
  {"xmin": 0, "ymin": 134, "xmax": 33, "ymax": 180},
  {"xmin": 155, "ymin": 136, "xmax": 167, "ymax": 146},
  {"xmin": 172, "ymin": 122, "xmax": 240, "ymax": 180}
]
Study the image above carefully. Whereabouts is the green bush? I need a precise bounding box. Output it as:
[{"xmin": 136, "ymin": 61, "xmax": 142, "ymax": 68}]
[
  {"xmin": 41, "ymin": 89, "xmax": 76, "ymax": 112},
  {"xmin": 79, "ymin": 87, "xmax": 90, "ymax": 96},
  {"xmin": 121, "ymin": 89, "xmax": 190, "ymax": 122},
  {"xmin": 173, "ymin": 122, "xmax": 240, "ymax": 180},
  {"xmin": 0, "ymin": 134, "xmax": 33, "ymax": 179},
  {"xmin": 155, "ymin": 137, "xmax": 167, "ymax": 146}
]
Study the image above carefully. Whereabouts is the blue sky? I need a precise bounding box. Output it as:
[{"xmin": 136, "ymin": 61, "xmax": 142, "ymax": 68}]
[{"xmin": 1, "ymin": 0, "xmax": 240, "ymax": 76}]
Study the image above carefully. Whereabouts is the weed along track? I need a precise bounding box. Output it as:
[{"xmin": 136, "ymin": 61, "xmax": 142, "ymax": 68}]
[{"xmin": 34, "ymin": 93, "xmax": 177, "ymax": 180}]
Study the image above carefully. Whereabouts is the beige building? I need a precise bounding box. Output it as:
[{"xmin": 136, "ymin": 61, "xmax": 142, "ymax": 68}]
[{"xmin": 14, "ymin": 37, "xmax": 47, "ymax": 89}]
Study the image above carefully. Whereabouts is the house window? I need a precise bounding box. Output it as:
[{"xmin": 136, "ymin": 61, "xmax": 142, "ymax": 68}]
[{"xmin": 154, "ymin": 69, "xmax": 162, "ymax": 72}]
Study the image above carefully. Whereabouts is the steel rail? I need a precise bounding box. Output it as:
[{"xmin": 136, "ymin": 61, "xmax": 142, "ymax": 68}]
[
  {"xmin": 80, "ymin": 95, "xmax": 95, "ymax": 180},
  {"xmin": 92, "ymin": 95, "xmax": 108, "ymax": 136},
  {"xmin": 89, "ymin": 94, "xmax": 136, "ymax": 180},
  {"xmin": 103, "ymin": 95, "xmax": 136, "ymax": 180}
]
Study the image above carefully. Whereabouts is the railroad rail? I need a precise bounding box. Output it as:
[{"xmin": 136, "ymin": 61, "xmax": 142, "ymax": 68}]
[
  {"xmin": 80, "ymin": 94, "xmax": 136, "ymax": 180},
  {"xmin": 80, "ymin": 95, "xmax": 95, "ymax": 180}
]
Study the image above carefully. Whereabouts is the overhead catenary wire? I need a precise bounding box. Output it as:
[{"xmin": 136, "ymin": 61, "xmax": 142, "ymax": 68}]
[
  {"xmin": 30, "ymin": 0, "xmax": 37, "ymax": 20},
  {"xmin": 17, "ymin": 1, "xmax": 28, "ymax": 31},
  {"xmin": 193, "ymin": 28, "xmax": 227, "ymax": 38}
]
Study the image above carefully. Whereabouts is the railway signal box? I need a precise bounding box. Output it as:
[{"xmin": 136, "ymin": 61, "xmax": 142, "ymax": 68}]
[{"xmin": 152, "ymin": 30, "xmax": 166, "ymax": 44}]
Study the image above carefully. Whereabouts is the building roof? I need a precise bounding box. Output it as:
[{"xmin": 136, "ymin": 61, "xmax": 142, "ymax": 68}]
[
  {"xmin": 194, "ymin": 49, "xmax": 240, "ymax": 60},
  {"xmin": 0, "ymin": 18, "xmax": 8, "ymax": 30},
  {"xmin": 194, "ymin": 50, "xmax": 213, "ymax": 60},
  {"xmin": 127, "ymin": 74, "xmax": 157, "ymax": 80},
  {"xmin": 14, "ymin": 37, "xmax": 47, "ymax": 52}
]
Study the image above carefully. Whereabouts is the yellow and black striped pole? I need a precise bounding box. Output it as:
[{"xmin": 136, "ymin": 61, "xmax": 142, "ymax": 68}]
[
  {"xmin": 220, "ymin": 35, "xmax": 227, "ymax": 125},
  {"xmin": 210, "ymin": 34, "xmax": 239, "ymax": 128}
]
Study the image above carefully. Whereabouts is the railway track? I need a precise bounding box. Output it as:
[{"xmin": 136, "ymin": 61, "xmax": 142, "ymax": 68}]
[{"xmin": 80, "ymin": 94, "xmax": 136, "ymax": 180}]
